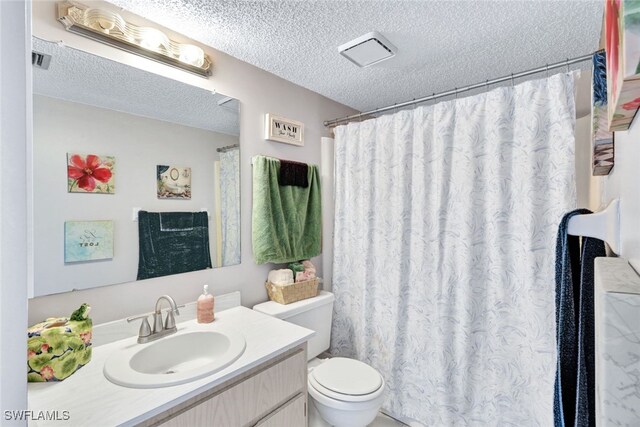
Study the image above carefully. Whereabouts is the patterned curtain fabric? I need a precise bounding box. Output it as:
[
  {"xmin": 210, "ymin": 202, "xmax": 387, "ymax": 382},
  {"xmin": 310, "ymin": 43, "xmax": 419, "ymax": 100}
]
[
  {"xmin": 219, "ymin": 148, "xmax": 240, "ymax": 266},
  {"xmin": 331, "ymin": 73, "xmax": 577, "ymax": 425}
]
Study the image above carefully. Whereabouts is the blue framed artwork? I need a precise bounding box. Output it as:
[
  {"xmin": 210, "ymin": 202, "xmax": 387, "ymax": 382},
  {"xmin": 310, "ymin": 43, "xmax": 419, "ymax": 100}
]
[
  {"xmin": 64, "ymin": 220, "xmax": 114, "ymax": 263},
  {"xmin": 592, "ymin": 50, "xmax": 615, "ymax": 176}
]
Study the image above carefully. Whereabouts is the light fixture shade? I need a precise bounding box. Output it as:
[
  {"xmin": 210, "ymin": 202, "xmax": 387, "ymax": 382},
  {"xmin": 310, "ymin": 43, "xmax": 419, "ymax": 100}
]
[{"xmin": 57, "ymin": 1, "xmax": 212, "ymax": 77}]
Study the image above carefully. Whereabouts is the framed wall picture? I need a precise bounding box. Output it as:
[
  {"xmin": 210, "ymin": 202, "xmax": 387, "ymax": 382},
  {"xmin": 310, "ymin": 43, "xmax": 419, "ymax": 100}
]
[
  {"xmin": 605, "ymin": 0, "xmax": 640, "ymax": 131},
  {"xmin": 157, "ymin": 165, "xmax": 191, "ymax": 199},
  {"xmin": 592, "ymin": 50, "xmax": 615, "ymax": 176},
  {"xmin": 67, "ymin": 153, "xmax": 115, "ymax": 194},
  {"xmin": 64, "ymin": 220, "xmax": 114, "ymax": 263},
  {"xmin": 264, "ymin": 114, "xmax": 304, "ymax": 146}
]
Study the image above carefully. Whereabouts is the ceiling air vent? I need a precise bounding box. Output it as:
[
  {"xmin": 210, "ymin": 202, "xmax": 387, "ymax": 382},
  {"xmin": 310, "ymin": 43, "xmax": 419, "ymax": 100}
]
[
  {"xmin": 338, "ymin": 31, "xmax": 397, "ymax": 68},
  {"xmin": 32, "ymin": 51, "xmax": 52, "ymax": 70}
]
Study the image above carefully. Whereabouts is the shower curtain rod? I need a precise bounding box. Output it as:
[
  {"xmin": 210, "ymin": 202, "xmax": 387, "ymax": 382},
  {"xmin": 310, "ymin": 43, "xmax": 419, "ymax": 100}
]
[
  {"xmin": 216, "ymin": 143, "xmax": 239, "ymax": 153},
  {"xmin": 323, "ymin": 52, "xmax": 594, "ymax": 127}
]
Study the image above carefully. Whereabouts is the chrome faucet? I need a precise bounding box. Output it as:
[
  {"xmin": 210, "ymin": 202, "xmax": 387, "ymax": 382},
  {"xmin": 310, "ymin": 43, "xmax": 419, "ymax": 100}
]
[{"xmin": 127, "ymin": 295, "xmax": 182, "ymax": 344}]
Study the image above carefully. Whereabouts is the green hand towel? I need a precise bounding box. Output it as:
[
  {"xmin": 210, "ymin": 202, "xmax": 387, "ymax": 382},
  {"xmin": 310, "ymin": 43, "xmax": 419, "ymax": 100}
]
[{"xmin": 252, "ymin": 155, "xmax": 321, "ymax": 264}]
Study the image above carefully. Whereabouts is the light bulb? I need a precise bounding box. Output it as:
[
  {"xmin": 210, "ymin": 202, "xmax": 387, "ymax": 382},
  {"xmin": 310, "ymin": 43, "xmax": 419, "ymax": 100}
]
[
  {"xmin": 178, "ymin": 44, "xmax": 205, "ymax": 67},
  {"xmin": 84, "ymin": 8, "xmax": 117, "ymax": 33},
  {"xmin": 138, "ymin": 27, "xmax": 168, "ymax": 51}
]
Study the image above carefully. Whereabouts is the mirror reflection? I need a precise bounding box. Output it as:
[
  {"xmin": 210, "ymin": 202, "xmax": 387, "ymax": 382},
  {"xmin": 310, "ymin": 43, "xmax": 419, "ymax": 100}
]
[{"xmin": 31, "ymin": 37, "xmax": 240, "ymax": 297}]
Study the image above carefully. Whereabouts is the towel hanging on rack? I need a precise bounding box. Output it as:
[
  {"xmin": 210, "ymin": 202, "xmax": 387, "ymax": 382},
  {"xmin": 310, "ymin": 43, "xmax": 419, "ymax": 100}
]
[
  {"xmin": 137, "ymin": 211, "xmax": 212, "ymax": 280},
  {"xmin": 251, "ymin": 155, "xmax": 321, "ymax": 264},
  {"xmin": 554, "ymin": 209, "xmax": 607, "ymax": 427}
]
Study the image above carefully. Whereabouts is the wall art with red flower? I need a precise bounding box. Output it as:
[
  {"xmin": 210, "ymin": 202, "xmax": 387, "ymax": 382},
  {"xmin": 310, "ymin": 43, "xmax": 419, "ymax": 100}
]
[
  {"xmin": 67, "ymin": 153, "xmax": 115, "ymax": 194},
  {"xmin": 605, "ymin": 0, "xmax": 640, "ymax": 131}
]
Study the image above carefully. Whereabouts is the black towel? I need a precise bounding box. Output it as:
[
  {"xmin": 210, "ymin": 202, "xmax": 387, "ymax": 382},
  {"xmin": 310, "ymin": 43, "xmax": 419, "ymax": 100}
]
[
  {"xmin": 279, "ymin": 159, "xmax": 309, "ymax": 187},
  {"xmin": 137, "ymin": 211, "xmax": 212, "ymax": 280},
  {"xmin": 554, "ymin": 210, "xmax": 606, "ymax": 427}
]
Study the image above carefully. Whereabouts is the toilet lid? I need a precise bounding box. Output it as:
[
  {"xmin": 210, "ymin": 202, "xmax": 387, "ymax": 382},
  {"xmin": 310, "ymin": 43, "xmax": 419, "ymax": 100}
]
[{"xmin": 310, "ymin": 357, "xmax": 383, "ymax": 396}]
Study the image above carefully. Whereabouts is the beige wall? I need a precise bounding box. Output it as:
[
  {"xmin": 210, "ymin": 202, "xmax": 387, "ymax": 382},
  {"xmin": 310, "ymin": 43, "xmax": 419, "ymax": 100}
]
[
  {"xmin": 574, "ymin": 69, "xmax": 640, "ymax": 269},
  {"xmin": 575, "ymin": 114, "xmax": 604, "ymax": 211},
  {"xmin": 28, "ymin": 1, "xmax": 357, "ymax": 324},
  {"xmin": 597, "ymin": 113, "xmax": 640, "ymax": 270}
]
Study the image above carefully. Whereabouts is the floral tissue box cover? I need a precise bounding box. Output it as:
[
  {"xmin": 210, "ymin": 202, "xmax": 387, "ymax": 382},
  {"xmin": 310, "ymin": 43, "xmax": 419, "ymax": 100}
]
[{"xmin": 27, "ymin": 304, "xmax": 92, "ymax": 382}]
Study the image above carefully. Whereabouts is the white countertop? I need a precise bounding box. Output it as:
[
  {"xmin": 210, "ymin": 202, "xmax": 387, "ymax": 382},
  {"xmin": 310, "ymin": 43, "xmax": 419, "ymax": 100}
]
[
  {"xmin": 28, "ymin": 306, "xmax": 314, "ymax": 426},
  {"xmin": 594, "ymin": 258, "xmax": 640, "ymax": 426}
]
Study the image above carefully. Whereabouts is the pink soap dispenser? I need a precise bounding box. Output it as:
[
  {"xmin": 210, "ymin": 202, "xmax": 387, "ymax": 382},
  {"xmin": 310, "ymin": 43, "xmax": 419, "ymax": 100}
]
[{"xmin": 197, "ymin": 284, "xmax": 215, "ymax": 323}]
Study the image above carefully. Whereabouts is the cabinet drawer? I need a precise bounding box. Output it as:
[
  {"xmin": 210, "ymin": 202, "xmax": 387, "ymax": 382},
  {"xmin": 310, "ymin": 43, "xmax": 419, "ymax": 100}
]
[
  {"xmin": 160, "ymin": 348, "xmax": 306, "ymax": 426},
  {"xmin": 255, "ymin": 393, "xmax": 306, "ymax": 427}
]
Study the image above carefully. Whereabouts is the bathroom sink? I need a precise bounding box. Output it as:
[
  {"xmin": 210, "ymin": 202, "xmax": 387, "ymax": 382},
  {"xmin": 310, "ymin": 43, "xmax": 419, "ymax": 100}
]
[{"xmin": 104, "ymin": 330, "xmax": 246, "ymax": 388}]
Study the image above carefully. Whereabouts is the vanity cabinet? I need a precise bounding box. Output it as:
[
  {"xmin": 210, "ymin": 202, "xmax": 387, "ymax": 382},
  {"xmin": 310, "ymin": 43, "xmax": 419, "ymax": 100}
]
[
  {"xmin": 255, "ymin": 393, "xmax": 306, "ymax": 427},
  {"xmin": 146, "ymin": 344, "xmax": 307, "ymax": 427}
]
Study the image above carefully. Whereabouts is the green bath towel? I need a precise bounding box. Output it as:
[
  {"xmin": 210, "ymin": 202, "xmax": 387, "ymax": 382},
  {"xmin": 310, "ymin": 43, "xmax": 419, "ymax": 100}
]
[{"xmin": 252, "ymin": 155, "xmax": 321, "ymax": 264}]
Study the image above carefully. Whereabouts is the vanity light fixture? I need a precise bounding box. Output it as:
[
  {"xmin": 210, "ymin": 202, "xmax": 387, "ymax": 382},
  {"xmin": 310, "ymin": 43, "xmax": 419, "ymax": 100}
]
[{"xmin": 57, "ymin": 2, "xmax": 212, "ymax": 77}]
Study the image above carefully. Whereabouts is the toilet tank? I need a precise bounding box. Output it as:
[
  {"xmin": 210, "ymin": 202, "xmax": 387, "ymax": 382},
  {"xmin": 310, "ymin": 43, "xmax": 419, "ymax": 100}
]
[{"xmin": 253, "ymin": 291, "xmax": 335, "ymax": 360}]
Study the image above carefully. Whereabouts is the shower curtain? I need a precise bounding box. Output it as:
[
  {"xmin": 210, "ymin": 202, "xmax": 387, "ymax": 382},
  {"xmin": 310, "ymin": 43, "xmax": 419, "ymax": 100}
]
[
  {"xmin": 219, "ymin": 148, "xmax": 240, "ymax": 266},
  {"xmin": 331, "ymin": 73, "xmax": 577, "ymax": 425}
]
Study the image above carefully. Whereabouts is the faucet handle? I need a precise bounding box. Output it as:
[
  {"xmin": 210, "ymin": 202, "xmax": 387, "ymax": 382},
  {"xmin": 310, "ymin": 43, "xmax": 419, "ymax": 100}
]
[
  {"xmin": 174, "ymin": 304, "xmax": 185, "ymax": 316},
  {"xmin": 162, "ymin": 305, "xmax": 184, "ymax": 330},
  {"xmin": 126, "ymin": 314, "xmax": 152, "ymax": 338},
  {"xmin": 164, "ymin": 311, "xmax": 177, "ymax": 330}
]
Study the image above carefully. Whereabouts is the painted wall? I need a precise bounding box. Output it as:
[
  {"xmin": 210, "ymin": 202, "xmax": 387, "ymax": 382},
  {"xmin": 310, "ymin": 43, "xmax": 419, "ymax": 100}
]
[
  {"xmin": 0, "ymin": 0, "xmax": 30, "ymax": 421},
  {"xmin": 33, "ymin": 95, "xmax": 238, "ymax": 296},
  {"xmin": 28, "ymin": 0, "xmax": 357, "ymax": 325},
  {"xmin": 598, "ymin": 116, "xmax": 640, "ymax": 269},
  {"xmin": 575, "ymin": 114, "xmax": 605, "ymax": 211},
  {"xmin": 573, "ymin": 62, "xmax": 640, "ymax": 268}
]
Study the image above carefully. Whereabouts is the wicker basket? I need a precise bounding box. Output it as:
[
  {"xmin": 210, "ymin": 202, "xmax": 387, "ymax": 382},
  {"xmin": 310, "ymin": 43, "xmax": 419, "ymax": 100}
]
[{"xmin": 265, "ymin": 278, "xmax": 319, "ymax": 305}]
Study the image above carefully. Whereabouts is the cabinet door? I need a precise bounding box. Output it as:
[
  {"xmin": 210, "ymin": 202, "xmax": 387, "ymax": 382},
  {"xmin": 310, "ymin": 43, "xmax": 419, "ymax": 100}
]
[
  {"xmin": 255, "ymin": 393, "xmax": 306, "ymax": 427},
  {"xmin": 159, "ymin": 348, "xmax": 306, "ymax": 426}
]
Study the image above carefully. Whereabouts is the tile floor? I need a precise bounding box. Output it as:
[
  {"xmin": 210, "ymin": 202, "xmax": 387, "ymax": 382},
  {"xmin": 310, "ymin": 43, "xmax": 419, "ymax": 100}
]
[{"xmin": 370, "ymin": 413, "xmax": 408, "ymax": 426}]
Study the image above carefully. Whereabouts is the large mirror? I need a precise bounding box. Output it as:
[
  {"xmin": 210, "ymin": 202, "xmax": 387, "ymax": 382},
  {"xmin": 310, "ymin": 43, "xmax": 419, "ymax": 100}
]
[{"xmin": 31, "ymin": 37, "xmax": 240, "ymax": 297}]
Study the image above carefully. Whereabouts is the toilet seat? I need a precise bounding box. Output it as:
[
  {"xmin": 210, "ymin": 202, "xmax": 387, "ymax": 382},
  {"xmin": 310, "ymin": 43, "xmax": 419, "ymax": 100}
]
[{"xmin": 309, "ymin": 357, "xmax": 384, "ymax": 403}]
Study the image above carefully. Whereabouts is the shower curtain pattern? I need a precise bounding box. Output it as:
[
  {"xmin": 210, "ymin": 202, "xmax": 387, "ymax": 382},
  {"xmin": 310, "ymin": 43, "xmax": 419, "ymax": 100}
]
[
  {"xmin": 331, "ymin": 73, "xmax": 577, "ymax": 425},
  {"xmin": 219, "ymin": 148, "xmax": 241, "ymax": 266}
]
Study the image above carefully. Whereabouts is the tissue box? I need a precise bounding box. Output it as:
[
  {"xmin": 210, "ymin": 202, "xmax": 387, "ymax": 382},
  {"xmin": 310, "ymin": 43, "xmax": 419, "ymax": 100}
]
[{"xmin": 27, "ymin": 317, "xmax": 92, "ymax": 382}]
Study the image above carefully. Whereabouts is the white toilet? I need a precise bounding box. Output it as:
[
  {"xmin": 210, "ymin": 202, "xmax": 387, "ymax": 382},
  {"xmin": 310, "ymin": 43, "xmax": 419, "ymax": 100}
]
[{"xmin": 253, "ymin": 291, "xmax": 385, "ymax": 427}]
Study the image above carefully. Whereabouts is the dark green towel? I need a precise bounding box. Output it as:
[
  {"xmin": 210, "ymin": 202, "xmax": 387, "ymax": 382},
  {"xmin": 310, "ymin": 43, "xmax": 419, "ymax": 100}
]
[
  {"xmin": 252, "ymin": 155, "xmax": 321, "ymax": 264},
  {"xmin": 137, "ymin": 211, "xmax": 212, "ymax": 280}
]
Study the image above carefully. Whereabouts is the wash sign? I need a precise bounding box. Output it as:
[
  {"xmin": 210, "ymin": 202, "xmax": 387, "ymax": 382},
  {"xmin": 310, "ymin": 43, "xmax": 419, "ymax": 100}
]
[{"xmin": 265, "ymin": 113, "xmax": 305, "ymax": 146}]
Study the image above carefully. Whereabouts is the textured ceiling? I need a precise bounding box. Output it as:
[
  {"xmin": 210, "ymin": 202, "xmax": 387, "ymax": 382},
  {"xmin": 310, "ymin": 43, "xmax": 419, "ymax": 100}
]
[
  {"xmin": 108, "ymin": 0, "xmax": 603, "ymax": 114},
  {"xmin": 32, "ymin": 38, "xmax": 239, "ymax": 136}
]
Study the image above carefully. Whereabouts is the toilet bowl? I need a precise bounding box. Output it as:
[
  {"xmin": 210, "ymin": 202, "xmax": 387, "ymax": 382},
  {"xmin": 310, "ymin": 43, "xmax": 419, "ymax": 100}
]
[
  {"xmin": 253, "ymin": 292, "xmax": 386, "ymax": 427},
  {"xmin": 307, "ymin": 357, "xmax": 385, "ymax": 427}
]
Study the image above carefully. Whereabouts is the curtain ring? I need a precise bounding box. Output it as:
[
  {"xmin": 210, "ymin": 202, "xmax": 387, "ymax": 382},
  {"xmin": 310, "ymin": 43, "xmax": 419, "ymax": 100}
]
[
  {"xmin": 358, "ymin": 113, "xmax": 363, "ymax": 123},
  {"xmin": 566, "ymin": 58, "xmax": 570, "ymax": 73},
  {"xmin": 511, "ymin": 73, "xmax": 514, "ymax": 86},
  {"xmin": 546, "ymin": 63, "xmax": 549, "ymax": 78},
  {"xmin": 394, "ymin": 103, "xmax": 398, "ymax": 114},
  {"xmin": 485, "ymin": 79, "xmax": 489, "ymax": 89},
  {"xmin": 454, "ymin": 87, "xmax": 458, "ymax": 99}
]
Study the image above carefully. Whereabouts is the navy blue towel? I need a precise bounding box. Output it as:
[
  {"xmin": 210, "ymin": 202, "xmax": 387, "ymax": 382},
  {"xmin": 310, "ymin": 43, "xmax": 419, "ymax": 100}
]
[
  {"xmin": 137, "ymin": 211, "xmax": 212, "ymax": 280},
  {"xmin": 554, "ymin": 210, "xmax": 606, "ymax": 427}
]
